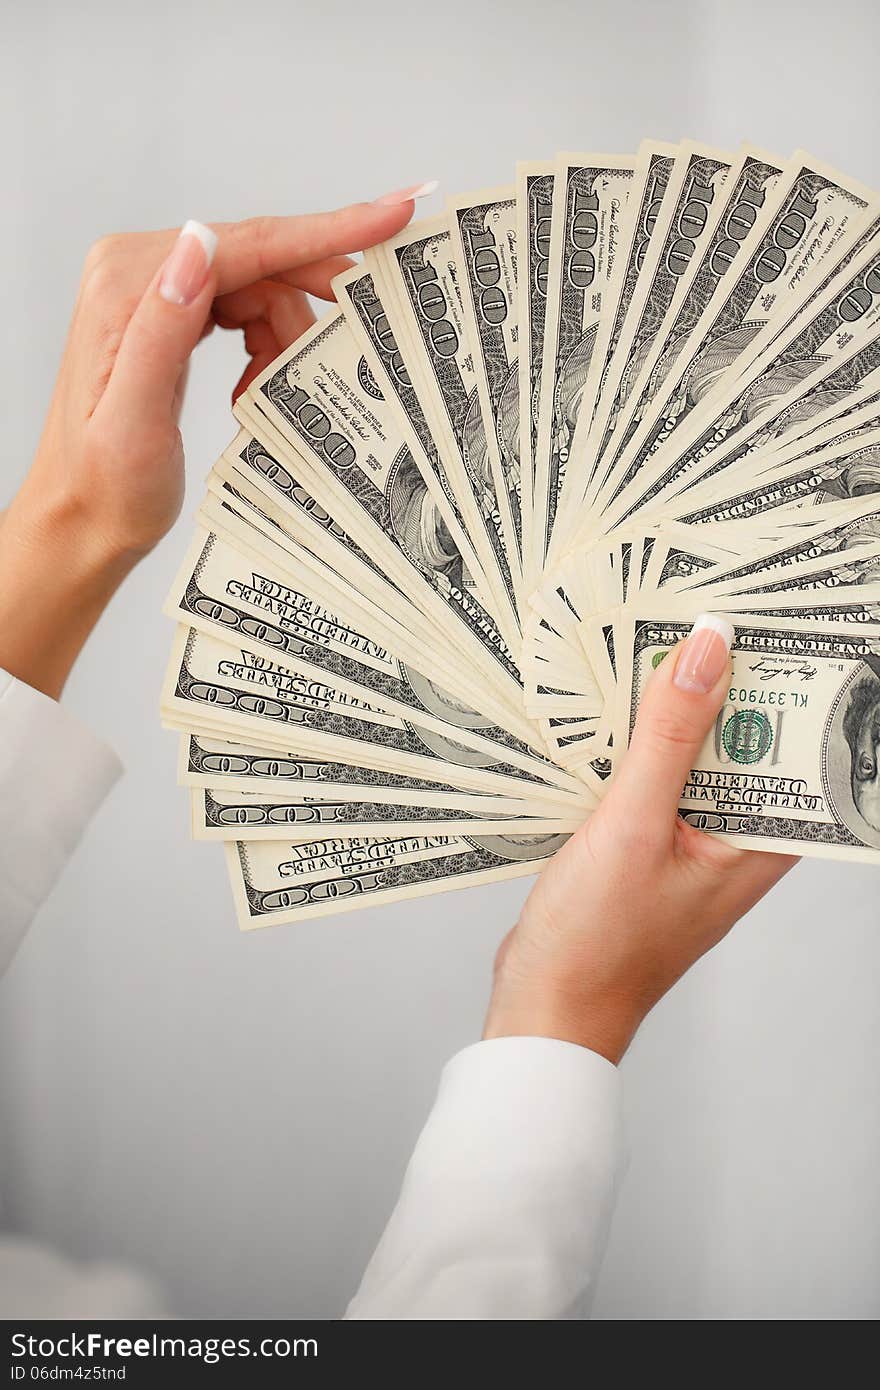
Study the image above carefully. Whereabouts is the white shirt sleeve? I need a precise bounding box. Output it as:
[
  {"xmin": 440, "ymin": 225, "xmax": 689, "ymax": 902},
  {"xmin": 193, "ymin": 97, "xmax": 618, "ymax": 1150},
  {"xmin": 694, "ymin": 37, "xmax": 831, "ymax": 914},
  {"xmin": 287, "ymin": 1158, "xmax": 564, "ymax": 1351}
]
[
  {"xmin": 346, "ymin": 1035, "xmax": 624, "ymax": 1320},
  {"xmin": 0, "ymin": 670, "xmax": 172, "ymax": 1316},
  {"xmin": 0, "ymin": 669, "xmax": 122, "ymax": 977}
]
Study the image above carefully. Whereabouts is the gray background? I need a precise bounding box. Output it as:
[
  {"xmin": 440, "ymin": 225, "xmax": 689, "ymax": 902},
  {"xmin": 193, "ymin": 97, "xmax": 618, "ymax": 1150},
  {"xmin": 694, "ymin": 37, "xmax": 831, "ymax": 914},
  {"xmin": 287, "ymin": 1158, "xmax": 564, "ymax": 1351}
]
[{"xmin": 2, "ymin": 0, "xmax": 878, "ymax": 1320}]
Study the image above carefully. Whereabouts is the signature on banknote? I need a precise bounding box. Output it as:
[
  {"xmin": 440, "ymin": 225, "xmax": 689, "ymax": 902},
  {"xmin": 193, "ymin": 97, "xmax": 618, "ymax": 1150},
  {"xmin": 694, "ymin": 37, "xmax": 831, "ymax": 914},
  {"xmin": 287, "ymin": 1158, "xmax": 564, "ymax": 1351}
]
[{"xmin": 749, "ymin": 658, "xmax": 818, "ymax": 682}]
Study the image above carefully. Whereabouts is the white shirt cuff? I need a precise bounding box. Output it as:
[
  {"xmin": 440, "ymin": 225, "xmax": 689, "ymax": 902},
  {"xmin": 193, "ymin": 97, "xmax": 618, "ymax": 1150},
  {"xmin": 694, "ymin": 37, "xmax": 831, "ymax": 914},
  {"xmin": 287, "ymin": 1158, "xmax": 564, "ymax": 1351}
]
[
  {"xmin": 347, "ymin": 1035, "xmax": 624, "ymax": 1319},
  {"xmin": 0, "ymin": 670, "xmax": 122, "ymax": 974}
]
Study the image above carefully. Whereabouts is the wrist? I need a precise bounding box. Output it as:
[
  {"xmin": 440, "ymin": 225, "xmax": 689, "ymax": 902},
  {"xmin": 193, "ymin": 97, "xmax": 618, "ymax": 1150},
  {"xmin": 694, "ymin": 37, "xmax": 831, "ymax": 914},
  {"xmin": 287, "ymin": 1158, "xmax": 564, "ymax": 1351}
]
[
  {"xmin": 482, "ymin": 943, "xmax": 650, "ymax": 1065},
  {"xmin": 0, "ymin": 488, "xmax": 135, "ymax": 698},
  {"xmin": 483, "ymin": 991, "xmax": 642, "ymax": 1066}
]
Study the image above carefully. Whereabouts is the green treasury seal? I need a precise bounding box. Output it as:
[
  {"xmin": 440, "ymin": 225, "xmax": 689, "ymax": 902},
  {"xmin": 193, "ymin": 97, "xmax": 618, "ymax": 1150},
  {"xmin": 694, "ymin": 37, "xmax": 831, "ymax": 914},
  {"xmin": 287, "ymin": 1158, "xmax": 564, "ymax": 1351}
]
[{"xmin": 722, "ymin": 709, "xmax": 773, "ymax": 765}]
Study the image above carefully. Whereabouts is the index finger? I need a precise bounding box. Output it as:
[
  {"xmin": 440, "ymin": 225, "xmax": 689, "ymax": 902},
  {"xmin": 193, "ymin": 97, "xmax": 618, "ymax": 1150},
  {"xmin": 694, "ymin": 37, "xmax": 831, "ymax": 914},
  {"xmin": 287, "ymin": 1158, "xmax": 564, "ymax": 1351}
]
[{"xmin": 209, "ymin": 195, "xmax": 426, "ymax": 294}]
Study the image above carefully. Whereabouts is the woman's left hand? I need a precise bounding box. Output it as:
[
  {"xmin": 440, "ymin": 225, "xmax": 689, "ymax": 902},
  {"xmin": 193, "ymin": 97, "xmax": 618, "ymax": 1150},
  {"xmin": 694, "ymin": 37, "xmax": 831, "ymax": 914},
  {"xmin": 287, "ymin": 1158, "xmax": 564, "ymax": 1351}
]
[
  {"xmin": 0, "ymin": 195, "xmax": 419, "ymax": 697},
  {"xmin": 484, "ymin": 617, "xmax": 799, "ymax": 1062}
]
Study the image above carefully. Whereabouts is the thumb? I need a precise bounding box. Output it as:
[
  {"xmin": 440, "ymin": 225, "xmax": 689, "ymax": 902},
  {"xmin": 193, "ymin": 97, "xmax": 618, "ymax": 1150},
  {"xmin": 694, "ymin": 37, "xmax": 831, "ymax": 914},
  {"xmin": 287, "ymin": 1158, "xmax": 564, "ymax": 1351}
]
[
  {"xmin": 97, "ymin": 220, "xmax": 218, "ymax": 436},
  {"xmin": 610, "ymin": 613, "xmax": 734, "ymax": 831}
]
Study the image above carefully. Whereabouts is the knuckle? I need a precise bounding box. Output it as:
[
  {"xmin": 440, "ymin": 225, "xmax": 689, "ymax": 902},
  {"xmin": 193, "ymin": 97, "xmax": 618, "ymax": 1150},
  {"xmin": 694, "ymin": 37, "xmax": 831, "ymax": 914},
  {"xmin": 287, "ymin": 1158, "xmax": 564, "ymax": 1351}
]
[
  {"xmin": 82, "ymin": 233, "xmax": 129, "ymax": 283},
  {"xmin": 641, "ymin": 707, "xmax": 696, "ymax": 753},
  {"xmin": 234, "ymin": 216, "xmax": 278, "ymax": 277}
]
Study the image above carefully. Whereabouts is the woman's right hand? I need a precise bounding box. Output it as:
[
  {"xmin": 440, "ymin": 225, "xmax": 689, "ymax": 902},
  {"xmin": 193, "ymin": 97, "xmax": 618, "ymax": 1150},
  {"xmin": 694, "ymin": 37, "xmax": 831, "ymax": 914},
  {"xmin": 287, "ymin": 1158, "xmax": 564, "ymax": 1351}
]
[{"xmin": 0, "ymin": 185, "xmax": 431, "ymax": 698}]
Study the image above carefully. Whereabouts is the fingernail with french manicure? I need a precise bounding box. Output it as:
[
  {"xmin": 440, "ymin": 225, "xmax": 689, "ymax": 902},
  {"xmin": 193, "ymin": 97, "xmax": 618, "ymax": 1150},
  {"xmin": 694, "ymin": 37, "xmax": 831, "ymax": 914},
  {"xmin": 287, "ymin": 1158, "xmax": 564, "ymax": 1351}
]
[
  {"xmin": 673, "ymin": 613, "xmax": 734, "ymax": 694},
  {"xmin": 159, "ymin": 220, "xmax": 218, "ymax": 306},
  {"xmin": 373, "ymin": 180, "xmax": 439, "ymax": 206}
]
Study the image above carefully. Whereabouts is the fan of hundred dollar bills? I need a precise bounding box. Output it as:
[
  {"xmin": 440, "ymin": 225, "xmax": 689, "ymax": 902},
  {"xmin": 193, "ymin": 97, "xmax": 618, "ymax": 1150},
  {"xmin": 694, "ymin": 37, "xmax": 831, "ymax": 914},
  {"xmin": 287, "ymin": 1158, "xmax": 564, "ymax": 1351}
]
[{"xmin": 162, "ymin": 142, "xmax": 880, "ymax": 930}]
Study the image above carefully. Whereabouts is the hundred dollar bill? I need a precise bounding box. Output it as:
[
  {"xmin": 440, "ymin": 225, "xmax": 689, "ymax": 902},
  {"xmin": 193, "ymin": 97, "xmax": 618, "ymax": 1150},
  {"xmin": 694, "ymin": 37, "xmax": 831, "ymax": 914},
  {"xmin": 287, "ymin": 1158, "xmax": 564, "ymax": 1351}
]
[
  {"xmin": 639, "ymin": 527, "xmax": 739, "ymax": 593},
  {"xmin": 619, "ymin": 328, "xmax": 880, "ymax": 528},
  {"xmin": 565, "ymin": 143, "xmax": 678, "ymax": 510},
  {"xmin": 226, "ymin": 828, "xmax": 568, "ymax": 929},
  {"xmin": 449, "ymin": 187, "xmax": 523, "ymax": 588},
  {"xmin": 617, "ymin": 614, "xmax": 880, "ymax": 861},
  {"xmin": 193, "ymin": 786, "xmax": 583, "ymax": 842},
  {"xmin": 662, "ymin": 388, "xmax": 880, "ymax": 530},
  {"xmin": 235, "ymin": 309, "xmax": 527, "ymax": 712},
  {"xmin": 701, "ymin": 549, "xmax": 880, "ymax": 608},
  {"xmin": 166, "ymin": 527, "xmax": 574, "ymax": 783},
  {"xmin": 206, "ymin": 448, "xmax": 503, "ymax": 666},
  {"xmin": 217, "ymin": 432, "xmax": 403, "ymax": 606},
  {"xmin": 200, "ymin": 471, "xmax": 413, "ymax": 662},
  {"xmin": 516, "ymin": 161, "xmax": 554, "ymax": 592},
  {"xmin": 670, "ymin": 517, "xmax": 880, "ymax": 619},
  {"xmin": 643, "ymin": 544, "xmax": 722, "ymax": 592},
  {"xmin": 231, "ymin": 315, "xmax": 452, "ymax": 605},
  {"xmin": 697, "ymin": 383, "xmax": 880, "ymax": 497},
  {"xmin": 577, "ymin": 143, "xmax": 732, "ymax": 510},
  {"xmin": 531, "ymin": 153, "xmax": 636, "ymax": 571},
  {"xmin": 602, "ymin": 155, "xmax": 879, "ymax": 518},
  {"xmin": 180, "ymin": 735, "xmax": 587, "ymax": 817},
  {"xmin": 199, "ymin": 472, "xmax": 560, "ymax": 763},
  {"xmin": 202, "ymin": 458, "xmax": 537, "ymax": 747},
  {"xmin": 331, "ymin": 260, "xmax": 501, "ymax": 628},
  {"xmin": 690, "ymin": 583, "xmax": 880, "ymax": 628},
  {"xmin": 626, "ymin": 233, "xmax": 880, "ymax": 511},
  {"xmin": 674, "ymin": 426, "xmax": 880, "ymax": 527},
  {"xmin": 199, "ymin": 468, "xmax": 485, "ymax": 712},
  {"xmin": 771, "ymin": 402, "xmax": 880, "ymax": 471},
  {"xmin": 163, "ymin": 626, "xmax": 583, "ymax": 799},
  {"xmin": 690, "ymin": 555, "xmax": 880, "ymax": 626},
  {"xmin": 372, "ymin": 217, "xmax": 521, "ymax": 629},
  {"xmin": 680, "ymin": 495, "xmax": 880, "ymax": 596},
  {"xmin": 725, "ymin": 600, "xmax": 880, "ymax": 631},
  {"xmin": 173, "ymin": 524, "xmax": 394, "ymax": 674},
  {"xmin": 587, "ymin": 146, "xmax": 782, "ymax": 511}
]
